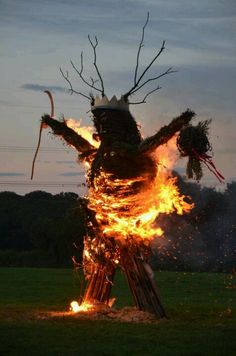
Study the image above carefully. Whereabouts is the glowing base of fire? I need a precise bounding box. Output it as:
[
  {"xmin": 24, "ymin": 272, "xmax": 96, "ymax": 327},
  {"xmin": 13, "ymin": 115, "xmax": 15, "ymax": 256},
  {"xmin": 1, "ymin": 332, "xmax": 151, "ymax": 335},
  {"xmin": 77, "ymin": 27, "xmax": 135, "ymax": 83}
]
[
  {"xmin": 70, "ymin": 297, "xmax": 116, "ymax": 313},
  {"xmin": 70, "ymin": 301, "xmax": 94, "ymax": 313}
]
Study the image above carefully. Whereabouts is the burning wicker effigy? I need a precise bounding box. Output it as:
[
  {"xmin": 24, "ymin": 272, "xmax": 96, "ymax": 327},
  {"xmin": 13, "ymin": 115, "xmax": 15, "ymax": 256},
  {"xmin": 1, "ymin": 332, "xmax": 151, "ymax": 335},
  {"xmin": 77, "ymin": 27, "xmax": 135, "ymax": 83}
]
[{"xmin": 34, "ymin": 15, "xmax": 223, "ymax": 318}]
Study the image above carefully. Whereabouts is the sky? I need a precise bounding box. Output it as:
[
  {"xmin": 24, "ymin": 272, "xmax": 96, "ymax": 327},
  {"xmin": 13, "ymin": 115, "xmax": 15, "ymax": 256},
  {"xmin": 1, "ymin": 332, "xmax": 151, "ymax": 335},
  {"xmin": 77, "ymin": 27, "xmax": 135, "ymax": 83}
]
[{"xmin": 0, "ymin": 0, "xmax": 235, "ymax": 195}]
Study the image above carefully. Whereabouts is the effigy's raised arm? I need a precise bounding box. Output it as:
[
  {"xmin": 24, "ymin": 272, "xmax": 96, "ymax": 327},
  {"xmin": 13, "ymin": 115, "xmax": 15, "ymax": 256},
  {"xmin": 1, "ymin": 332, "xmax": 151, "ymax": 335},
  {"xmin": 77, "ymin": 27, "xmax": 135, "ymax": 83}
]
[
  {"xmin": 42, "ymin": 114, "xmax": 96, "ymax": 154},
  {"xmin": 139, "ymin": 109, "xmax": 195, "ymax": 154}
]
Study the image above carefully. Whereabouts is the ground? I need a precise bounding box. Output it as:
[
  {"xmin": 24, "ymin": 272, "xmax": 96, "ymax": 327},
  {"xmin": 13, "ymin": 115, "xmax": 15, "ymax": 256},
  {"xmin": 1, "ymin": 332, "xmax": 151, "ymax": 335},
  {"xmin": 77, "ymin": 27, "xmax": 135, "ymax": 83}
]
[{"xmin": 0, "ymin": 268, "xmax": 235, "ymax": 355}]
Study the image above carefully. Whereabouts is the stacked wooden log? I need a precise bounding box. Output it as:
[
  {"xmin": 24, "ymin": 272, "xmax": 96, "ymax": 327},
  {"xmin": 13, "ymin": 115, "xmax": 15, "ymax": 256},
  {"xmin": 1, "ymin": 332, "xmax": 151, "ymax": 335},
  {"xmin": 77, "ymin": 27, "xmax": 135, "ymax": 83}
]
[{"xmin": 120, "ymin": 246, "xmax": 166, "ymax": 317}]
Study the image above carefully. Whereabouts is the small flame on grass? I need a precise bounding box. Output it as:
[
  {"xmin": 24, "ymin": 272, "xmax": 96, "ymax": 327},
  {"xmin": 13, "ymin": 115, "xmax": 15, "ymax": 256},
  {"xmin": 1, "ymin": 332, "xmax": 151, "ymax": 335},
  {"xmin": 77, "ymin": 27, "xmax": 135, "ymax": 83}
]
[{"xmin": 70, "ymin": 301, "xmax": 93, "ymax": 313}]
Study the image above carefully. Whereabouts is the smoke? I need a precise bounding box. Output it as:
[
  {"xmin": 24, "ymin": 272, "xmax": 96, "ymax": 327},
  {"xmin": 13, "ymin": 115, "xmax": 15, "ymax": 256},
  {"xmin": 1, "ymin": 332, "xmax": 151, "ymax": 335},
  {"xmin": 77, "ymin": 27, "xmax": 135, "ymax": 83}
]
[{"xmin": 150, "ymin": 175, "xmax": 236, "ymax": 272}]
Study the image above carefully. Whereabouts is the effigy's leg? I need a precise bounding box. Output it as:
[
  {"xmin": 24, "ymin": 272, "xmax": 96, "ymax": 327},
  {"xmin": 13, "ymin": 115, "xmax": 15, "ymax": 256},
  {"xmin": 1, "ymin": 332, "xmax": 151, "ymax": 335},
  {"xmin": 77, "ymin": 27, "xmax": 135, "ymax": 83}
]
[
  {"xmin": 83, "ymin": 262, "xmax": 116, "ymax": 304},
  {"xmin": 120, "ymin": 247, "xmax": 166, "ymax": 318},
  {"xmin": 81, "ymin": 231, "xmax": 117, "ymax": 305}
]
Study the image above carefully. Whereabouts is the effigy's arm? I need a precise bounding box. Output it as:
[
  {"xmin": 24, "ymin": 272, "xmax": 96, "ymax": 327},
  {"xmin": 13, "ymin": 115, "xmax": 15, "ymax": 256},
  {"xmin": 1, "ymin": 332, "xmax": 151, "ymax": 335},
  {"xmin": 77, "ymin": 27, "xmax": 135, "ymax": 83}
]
[
  {"xmin": 139, "ymin": 109, "xmax": 195, "ymax": 154},
  {"xmin": 42, "ymin": 114, "xmax": 96, "ymax": 154}
]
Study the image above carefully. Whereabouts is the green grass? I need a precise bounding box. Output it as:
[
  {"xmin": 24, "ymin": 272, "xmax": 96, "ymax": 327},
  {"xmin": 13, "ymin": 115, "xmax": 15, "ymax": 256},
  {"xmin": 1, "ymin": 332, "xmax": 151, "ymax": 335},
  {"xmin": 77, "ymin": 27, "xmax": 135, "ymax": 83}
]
[{"xmin": 0, "ymin": 268, "xmax": 235, "ymax": 355}]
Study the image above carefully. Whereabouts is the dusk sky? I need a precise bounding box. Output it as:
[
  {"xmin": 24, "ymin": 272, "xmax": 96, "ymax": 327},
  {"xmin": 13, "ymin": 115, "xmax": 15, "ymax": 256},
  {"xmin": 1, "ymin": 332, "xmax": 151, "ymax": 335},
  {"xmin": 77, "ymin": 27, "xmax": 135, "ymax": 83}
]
[{"xmin": 1, "ymin": 0, "xmax": 235, "ymax": 195}]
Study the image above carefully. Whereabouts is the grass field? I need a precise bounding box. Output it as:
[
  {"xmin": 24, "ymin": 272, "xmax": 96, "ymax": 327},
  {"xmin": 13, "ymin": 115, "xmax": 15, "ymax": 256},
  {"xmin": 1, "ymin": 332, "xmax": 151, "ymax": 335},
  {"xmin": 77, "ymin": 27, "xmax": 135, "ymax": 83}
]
[{"xmin": 0, "ymin": 268, "xmax": 235, "ymax": 355}]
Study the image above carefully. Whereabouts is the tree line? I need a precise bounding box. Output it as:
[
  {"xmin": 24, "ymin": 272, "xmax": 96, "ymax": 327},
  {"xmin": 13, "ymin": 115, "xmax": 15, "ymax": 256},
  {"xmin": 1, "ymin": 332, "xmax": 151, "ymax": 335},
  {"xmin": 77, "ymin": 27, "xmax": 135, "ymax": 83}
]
[{"xmin": 0, "ymin": 176, "xmax": 235, "ymax": 272}]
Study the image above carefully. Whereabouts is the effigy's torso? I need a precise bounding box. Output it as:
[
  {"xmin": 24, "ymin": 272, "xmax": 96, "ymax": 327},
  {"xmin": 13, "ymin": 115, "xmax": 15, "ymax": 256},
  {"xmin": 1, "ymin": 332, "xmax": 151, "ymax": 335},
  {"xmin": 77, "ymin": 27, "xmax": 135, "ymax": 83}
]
[
  {"xmin": 89, "ymin": 108, "xmax": 157, "ymax": 187},
  {"xmin": 84, "ymin": 108, "xmax": 163, "ymax": 258}
]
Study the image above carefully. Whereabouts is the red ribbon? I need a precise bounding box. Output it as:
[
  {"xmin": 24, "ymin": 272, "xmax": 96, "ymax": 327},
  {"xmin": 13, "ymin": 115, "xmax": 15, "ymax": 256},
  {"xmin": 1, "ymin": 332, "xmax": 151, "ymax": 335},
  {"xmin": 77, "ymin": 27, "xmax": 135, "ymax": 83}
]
[{"xmin": 192, "ymin": 149, "xmax": 225, "ymax": 183}]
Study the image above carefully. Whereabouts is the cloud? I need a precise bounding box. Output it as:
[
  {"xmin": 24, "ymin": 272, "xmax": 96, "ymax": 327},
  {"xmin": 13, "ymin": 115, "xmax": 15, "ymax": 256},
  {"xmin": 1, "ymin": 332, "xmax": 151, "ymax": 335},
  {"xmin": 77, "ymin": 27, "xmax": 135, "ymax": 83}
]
[
  {"xmin": 60, "ymin": 172, "xmax": 85, "ymax": 177},
  {"xmin": 0, "ymin": 172, "xmax": 25, "ymax": 177},
  {"xmin": 56, "ymin": 160, "xmax": 75, "ymax": 164},
  {"xmin": 21, "ymin": 84, "xmax": 67, "ymax": 93}
]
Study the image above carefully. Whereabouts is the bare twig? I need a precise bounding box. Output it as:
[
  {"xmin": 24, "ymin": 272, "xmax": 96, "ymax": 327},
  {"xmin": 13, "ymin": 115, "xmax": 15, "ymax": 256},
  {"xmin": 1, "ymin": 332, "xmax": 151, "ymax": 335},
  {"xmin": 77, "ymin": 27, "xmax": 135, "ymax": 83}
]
[
  {"xmin": 124, "ymin": 40, "xmax": 168, "ymax": 99},
  {"xmin": 124, "ymin": 14, "xmax": 176, "ymax": 102},
  {"xmin": 90, "ymin": 76, "xmax": 99, "ymax": 86},
  {"xmin": 134, "ymin": 40, "xmax": 165, "ymax": 88},
  {"xmin": 129, "ymin": 86, "xmax": 161, "ymax": 105},
  {"xmin": 134, "ymin": 12, "xmax": 149, "ymax": 86},
  {"xmin": 60, "ymin": 67, "xmax": 91, "ymax": 100},
  {"xmin": 88, "ymin": 35, "xmax": 105, "ymax": 96},
  {"xmin": 70, "ymin": 52, "xmax": 103, "ymax": 93},
  {"xmin": 131, "ymin": 67, "xmax": 177, "ymax": 95}
]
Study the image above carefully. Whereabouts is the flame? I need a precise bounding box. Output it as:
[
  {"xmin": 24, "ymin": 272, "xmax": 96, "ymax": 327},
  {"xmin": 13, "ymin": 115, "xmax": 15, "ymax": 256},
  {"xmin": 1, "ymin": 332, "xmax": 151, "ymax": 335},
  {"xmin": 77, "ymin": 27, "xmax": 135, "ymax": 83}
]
[
  {"xmin": 70, "ymin": 300, "xmax": 93, "ymax": 313},
  {"xmin": 66, "ymin": 118, "xmax": 100, "ymax": 149},
  {"xmin": 88, "ymin": 137, "xmax": 193, "ymax": 243}
]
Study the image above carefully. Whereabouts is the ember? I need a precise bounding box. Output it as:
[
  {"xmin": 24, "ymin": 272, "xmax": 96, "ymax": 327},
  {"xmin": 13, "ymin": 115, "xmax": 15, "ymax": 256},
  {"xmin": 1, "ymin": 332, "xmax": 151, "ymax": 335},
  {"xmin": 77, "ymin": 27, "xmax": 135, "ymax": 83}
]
[{"xmin": 34, "ymin": 14, "xmax": 222, "ymax": 319}]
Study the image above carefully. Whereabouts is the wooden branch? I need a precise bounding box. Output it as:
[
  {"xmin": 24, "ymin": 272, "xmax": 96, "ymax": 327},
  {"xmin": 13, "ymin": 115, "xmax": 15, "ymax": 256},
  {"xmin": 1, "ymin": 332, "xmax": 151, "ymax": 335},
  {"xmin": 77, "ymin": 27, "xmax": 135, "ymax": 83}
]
[
  {"xmin": 124, "ymin": 38, "xmax": 170, "ymax": 100},
  {"xmin": 129, "ymin": 86, "xmax": 161, "ymax": 105},
  {"xmin": 60, "ymin": 67, "xmax": 91, "ymax": 100},
  {"xmin": 90, "ymin": 76, "xmax": 99, "ymax": 86},
  {"xmin": 41, "ymin": 114, "xmax": 96, "ymax": 153},
  {"xmin": 134, "ymin": 12, "xmax": 149, "ymax": 86},
  {"xmin": 139, "ymin": 109, "xmax": 196, "ymax": 153},
  {"xmin": 131, "ymin": 67, "xmax": 177, "ymax": 95},
  {"xmin": 88, "ymin": 35, "xmax": 105, "ymax": 96},
  {"xmin": 70, "ymin": 52, "xmax": 103, "ymax": 93}
]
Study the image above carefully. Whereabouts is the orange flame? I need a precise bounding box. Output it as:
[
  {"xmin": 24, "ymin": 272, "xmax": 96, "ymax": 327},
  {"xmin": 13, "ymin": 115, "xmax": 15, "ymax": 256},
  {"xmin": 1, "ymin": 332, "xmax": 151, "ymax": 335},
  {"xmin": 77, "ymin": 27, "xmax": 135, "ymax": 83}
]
[
  {"xmin": 66, "ymin": 118, "xmax": 100, "ymax": 149},
  {"xmin": 87, "ymin": 137, "xmax": 193, "ymax": 243},
  {"xmin": 65, "ymin": 123, "xmax": 193, "ymax": 244},
  {"xmin": 89, "ymin": 172, "xmax": 193, "ymax": 242},
  {"xmin": 70, "ymin": 300, "xmax": 93, "ymax": 313}
]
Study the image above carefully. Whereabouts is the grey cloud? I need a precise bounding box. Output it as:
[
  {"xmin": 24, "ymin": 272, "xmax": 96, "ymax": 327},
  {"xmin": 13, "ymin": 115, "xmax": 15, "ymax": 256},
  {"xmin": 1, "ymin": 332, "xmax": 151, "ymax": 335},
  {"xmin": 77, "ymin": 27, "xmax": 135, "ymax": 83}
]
[
  {"xmin": 56, "ymin": 161, "xmax": 76, "ymax": 164},
  {"xmin": 0, "ymin": 172, "xmax": 25, "ymax": 177},
  {"xmin": 21, "ymin": 84, "xmax": 67, "ymax": 93},
  {"xmin": 60, "ymin": 172, "xmax": 85, "ymax": 177}
]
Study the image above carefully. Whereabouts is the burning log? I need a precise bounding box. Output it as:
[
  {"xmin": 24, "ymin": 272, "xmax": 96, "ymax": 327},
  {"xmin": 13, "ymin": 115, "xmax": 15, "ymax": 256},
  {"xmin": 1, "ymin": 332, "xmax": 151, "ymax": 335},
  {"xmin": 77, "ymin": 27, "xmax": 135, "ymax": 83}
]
[{"xmin": 34, "ymin": 14, "xmax": 223, "ymax": 319}]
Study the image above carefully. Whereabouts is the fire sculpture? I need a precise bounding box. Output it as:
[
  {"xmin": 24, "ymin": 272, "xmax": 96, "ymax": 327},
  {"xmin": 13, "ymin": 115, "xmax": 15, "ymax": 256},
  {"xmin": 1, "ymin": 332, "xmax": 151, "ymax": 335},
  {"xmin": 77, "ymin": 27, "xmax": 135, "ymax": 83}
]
[{"xmin": 35, "ymin": 15, "xmax": 223, "ymax": 318}]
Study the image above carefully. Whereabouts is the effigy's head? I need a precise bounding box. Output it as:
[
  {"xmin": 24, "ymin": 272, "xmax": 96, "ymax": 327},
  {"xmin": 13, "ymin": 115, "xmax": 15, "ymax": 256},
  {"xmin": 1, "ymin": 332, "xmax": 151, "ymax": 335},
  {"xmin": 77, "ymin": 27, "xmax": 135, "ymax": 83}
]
[
  {"xmin": 89, "ymin": 94, "xmax": 156, "ymax": 182},
  {"xmin": 90, "ymin": 95, "xmax": 142, "ymax": 146}
]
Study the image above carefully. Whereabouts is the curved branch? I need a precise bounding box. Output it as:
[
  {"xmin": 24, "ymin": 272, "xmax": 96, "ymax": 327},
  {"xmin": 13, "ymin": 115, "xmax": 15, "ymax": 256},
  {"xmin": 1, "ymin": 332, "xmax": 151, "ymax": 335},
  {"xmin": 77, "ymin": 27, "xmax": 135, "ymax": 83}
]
[
  {"xmin": 31, "ymin": 90, "xmax": 55, "ymax": 180},
  {"xmin": 44, "ymin": 90, "xmax": 55, "ymax": 117}
]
